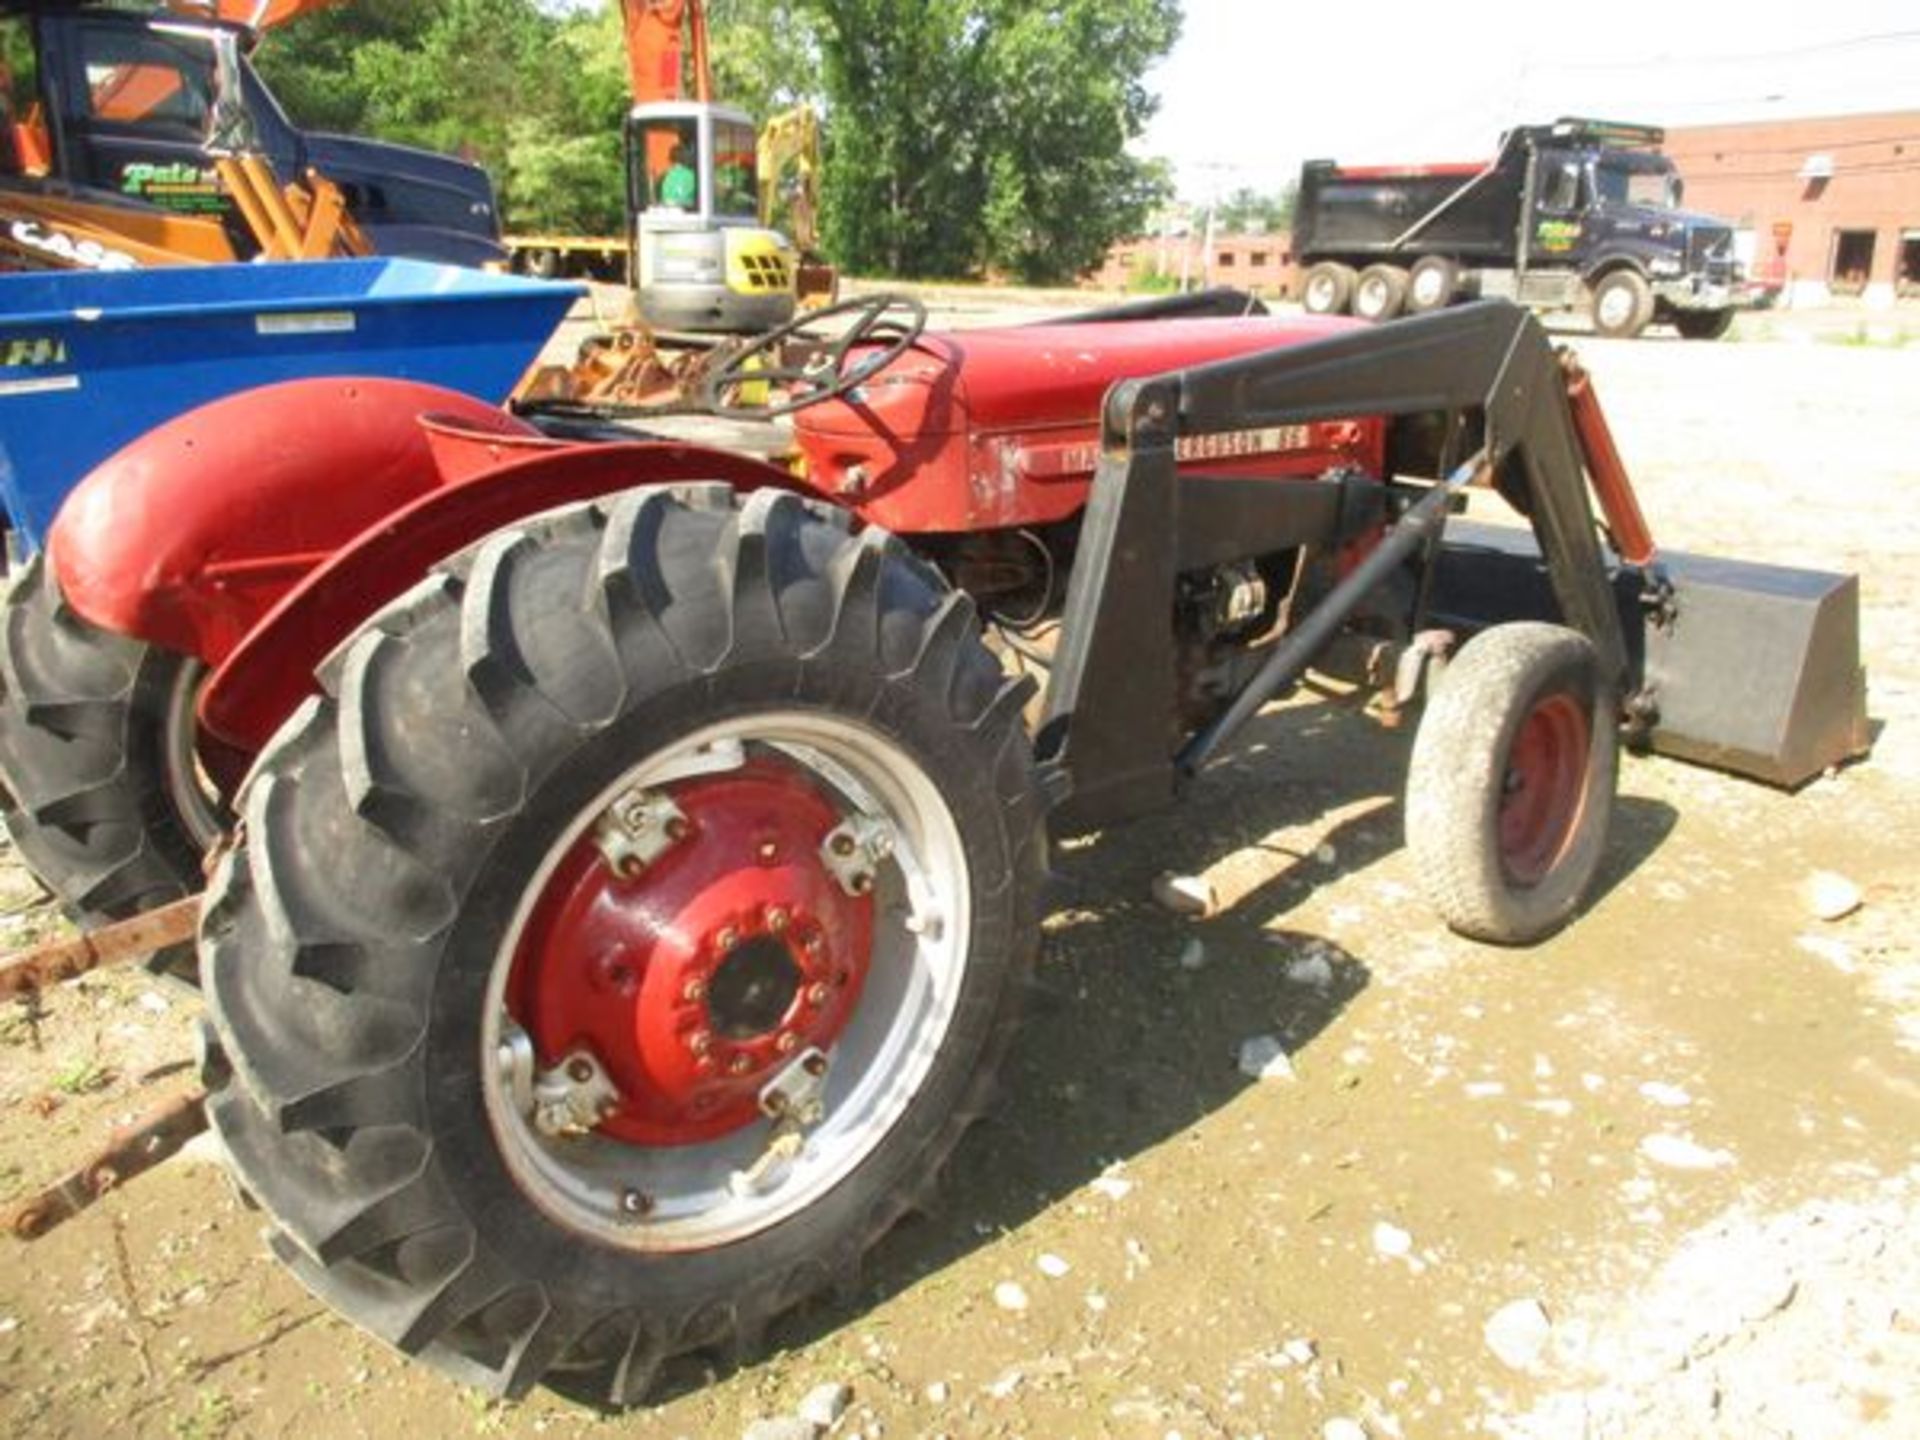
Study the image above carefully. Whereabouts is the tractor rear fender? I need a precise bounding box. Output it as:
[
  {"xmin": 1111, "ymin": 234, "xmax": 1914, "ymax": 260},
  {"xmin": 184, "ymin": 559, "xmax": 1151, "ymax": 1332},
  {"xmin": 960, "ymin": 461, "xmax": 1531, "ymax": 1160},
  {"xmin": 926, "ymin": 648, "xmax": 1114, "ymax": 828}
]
[
  {"xmin": 198, "ymin": 441, "xmax": 800, "ymax": 759},
  {"xmin": 48, "ymin": 378, "xmax": 513, "ymax": 665}
]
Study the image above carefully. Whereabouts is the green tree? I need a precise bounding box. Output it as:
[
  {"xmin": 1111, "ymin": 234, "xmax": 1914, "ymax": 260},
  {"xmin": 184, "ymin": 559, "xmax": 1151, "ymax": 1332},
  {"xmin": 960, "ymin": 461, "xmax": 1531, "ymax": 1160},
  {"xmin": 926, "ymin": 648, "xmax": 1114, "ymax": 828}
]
[
  {"xmin": 979, "ymin": 1, "xmax": 1176, "ymax": 283},
  {"xmin": 255, "ymin": 0, "xmax": 629, "ymax": 232},
  {"xmin": 1216, "ymin": 182, "xmax": 1295, "ymax": 234},
  {"xmin": 806, "ymin": 0, "xmax": 1178, "ymax": 282},
  {"xmin": 708, "ymin": 0, "xmax": 823, "ymax": 122}
]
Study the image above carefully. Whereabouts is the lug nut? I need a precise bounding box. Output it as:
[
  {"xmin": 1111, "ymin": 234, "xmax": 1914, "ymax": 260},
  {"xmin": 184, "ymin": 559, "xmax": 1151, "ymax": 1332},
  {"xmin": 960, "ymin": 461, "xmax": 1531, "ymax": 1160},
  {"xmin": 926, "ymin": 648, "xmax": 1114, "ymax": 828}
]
[
  {"xmin": 567, "ymin": 1057, "xmax": 594, "ymax": 1084},
  {"xmin": 665, "ymin": 816, "xmax": 691, "ymax": 842},
  {"xmin": 689, "ymin": 1030, "xmax": 714, "ymax": 1057},
  {"xmin": 767, "ymin": 906, "xmax": 790, "ymax": 933},
  {"xmin": 683, "ymin": 977, "xmax": 707, "ymax": 1003},
  {"xmin": 757, "ymin": 839, "xmax": 779, "ymax": 863},
  {"xmin": 804, "ymin": 931, "xmax": 825, "ymax": 955},
  {"xmin": 620, "ymin": 1188, "xmax": 654, "ymax": 1217},
  {"xmin": 805, "ymin": 982, "xmax": 830, "ymax": 1007},
  {"xmin": 775, "ymin": 1032, "xmax": 799, "ymax": 1054},
  {"xmin": 728, "ymin": 1054, "xmax": 753, "ymax": 1076},
  {"xmin": 802, "ymin": 1052, "xmax": 829, "ymax": 1078},
  {"xmin": 715, "ymin": 926, "xmax": 738, "ymax": 952},
  {"xmin": 829, "ymin": 832, "xmax": 856, "ymax": 857},
  {"xmin": 849, "ymin": 872, "xmax": 873, "ymax": 896}
]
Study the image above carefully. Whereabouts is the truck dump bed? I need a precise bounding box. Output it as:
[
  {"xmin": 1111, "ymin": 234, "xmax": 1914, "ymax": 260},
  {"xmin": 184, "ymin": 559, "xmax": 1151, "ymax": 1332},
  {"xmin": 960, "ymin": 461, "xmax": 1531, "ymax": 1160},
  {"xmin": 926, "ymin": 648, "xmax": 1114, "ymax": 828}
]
[{"xmin": 1294, "ymin": 155, "xmax": 1520, "ymax": 261}]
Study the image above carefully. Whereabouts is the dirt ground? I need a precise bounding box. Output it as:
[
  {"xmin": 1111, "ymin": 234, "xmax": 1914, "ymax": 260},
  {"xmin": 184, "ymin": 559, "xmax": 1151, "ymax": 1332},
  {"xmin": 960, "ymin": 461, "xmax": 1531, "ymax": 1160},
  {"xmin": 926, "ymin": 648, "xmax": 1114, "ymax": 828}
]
[{"xmin": 1, "ymin": 299, "xmax": 1917, "ymax": 1440}]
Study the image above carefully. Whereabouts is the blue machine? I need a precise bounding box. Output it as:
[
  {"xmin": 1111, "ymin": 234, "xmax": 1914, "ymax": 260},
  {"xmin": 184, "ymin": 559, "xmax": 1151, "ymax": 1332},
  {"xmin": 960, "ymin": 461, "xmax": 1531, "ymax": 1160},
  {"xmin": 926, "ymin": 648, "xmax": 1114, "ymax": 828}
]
[{"xmin": 0, "ymin": 258, "xmax": 581, "ymax": 549}]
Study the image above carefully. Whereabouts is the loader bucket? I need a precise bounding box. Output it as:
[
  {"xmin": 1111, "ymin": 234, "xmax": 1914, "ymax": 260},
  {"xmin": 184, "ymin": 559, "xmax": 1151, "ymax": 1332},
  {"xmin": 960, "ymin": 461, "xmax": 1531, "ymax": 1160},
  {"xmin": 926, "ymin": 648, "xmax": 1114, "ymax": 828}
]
[{"xmin": 1429, "ymin": 521, "xmax": 1870, "ymax": 788}]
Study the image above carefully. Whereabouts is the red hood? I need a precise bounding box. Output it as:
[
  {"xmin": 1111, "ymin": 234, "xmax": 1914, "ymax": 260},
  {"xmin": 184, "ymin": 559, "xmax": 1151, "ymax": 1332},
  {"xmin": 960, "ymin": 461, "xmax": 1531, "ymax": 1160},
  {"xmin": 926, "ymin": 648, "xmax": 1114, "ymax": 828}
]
[
  {"xmin": 792, "ymin": 313, "xmax": 1380, "ymax": 532},
  {"xmin": 797, "ymin": 313, "xmax": 1366, "ymax": 440}
]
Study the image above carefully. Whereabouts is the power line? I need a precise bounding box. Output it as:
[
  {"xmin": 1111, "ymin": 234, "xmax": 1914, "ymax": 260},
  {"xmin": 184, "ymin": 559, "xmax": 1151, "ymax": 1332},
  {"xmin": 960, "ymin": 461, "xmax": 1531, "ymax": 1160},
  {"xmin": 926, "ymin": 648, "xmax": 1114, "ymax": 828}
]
[
  {"xmin": 1667, "ymin": 132, "xmax": 1920, "ymax": 157},
  {"xmin": 1536, "ymin": 27, "xmax": 1920, "ymax": 72}
]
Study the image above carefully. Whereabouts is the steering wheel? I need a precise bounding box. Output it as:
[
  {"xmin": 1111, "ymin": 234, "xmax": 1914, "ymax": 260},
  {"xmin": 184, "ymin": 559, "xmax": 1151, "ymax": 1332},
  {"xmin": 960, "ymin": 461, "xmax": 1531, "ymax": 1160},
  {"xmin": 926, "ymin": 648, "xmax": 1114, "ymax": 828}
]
[{"xmin": 702, "ymin": 294, "xmax": 927, "ymax": 419}]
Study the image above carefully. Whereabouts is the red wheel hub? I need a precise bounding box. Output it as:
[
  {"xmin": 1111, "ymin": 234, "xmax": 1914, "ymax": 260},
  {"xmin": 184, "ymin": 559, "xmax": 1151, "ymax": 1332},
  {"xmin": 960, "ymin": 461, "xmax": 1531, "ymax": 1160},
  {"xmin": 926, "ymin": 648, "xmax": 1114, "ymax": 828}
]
[
  {"xmin": 1498, "ymin": 692, "xmax": 1591, "ymax": 885},
  {"xmin": 508, "ymin": 758, "xmax": 874, "ymax": 1146}
]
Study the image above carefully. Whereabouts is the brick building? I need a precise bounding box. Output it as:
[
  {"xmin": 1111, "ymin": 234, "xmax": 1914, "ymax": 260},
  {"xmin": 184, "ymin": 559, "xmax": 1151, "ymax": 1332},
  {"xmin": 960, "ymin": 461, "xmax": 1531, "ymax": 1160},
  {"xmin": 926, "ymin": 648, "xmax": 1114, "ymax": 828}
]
[
  {"xmin": 1086, "ymin": 228, "xmax": 1299, "ymax": 299},
  {"xmin": 1650, "ymin": 111, "xmax": 1918, "ymax": 306}
]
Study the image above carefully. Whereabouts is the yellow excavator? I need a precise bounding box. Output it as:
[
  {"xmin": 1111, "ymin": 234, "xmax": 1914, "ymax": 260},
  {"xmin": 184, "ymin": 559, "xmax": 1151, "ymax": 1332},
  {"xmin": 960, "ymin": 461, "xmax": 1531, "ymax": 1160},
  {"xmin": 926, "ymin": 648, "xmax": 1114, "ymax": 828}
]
[
  {"xmin": 610, "ymin": 0, "xmax": 836, "ymax": 330},
  {"xmin": 757, "ymin": 102, "xmax": 836, "ymax": 308}
]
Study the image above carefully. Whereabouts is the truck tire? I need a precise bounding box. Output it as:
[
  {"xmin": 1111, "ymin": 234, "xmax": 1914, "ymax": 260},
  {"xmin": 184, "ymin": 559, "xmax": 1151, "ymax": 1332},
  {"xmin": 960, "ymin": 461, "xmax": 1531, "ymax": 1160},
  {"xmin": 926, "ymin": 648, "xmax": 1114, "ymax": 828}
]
[
  {"xmin": 1353, "ymin": 264, "xmax": 1411, "ymax": 322},
  {"xmin": 1406, "ymin": 256, "xmax": 1459, "ymax": 314},
  {"xmin": 1589, "ymin": 270, "xmax": 1654, "ymax": 339},
  {"xmin": 0, "ymin": 554, "xmax": 219, "ymax": 931},
  {"xmin": 1404, "ymin": 622, "xmax": 1617, "ymax": 945},
  {"xmin": 201, "ymin": 486, "xmax": 1047, "ymax": 1404},
  {"xmin": 1301, "ymin": 262, "xmax": 1356, "ymax": 315},
  {"xmin": 1673, "ymin": 308, "xmax": 1735, "ymax": 341}
]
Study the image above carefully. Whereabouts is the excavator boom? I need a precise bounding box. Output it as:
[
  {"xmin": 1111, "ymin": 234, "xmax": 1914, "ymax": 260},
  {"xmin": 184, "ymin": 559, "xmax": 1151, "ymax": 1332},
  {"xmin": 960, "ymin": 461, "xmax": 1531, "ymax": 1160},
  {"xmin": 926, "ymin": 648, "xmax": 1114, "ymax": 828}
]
[{"xmin": 619, "ymin": 0, "xmax": 709, "ymax": 103}]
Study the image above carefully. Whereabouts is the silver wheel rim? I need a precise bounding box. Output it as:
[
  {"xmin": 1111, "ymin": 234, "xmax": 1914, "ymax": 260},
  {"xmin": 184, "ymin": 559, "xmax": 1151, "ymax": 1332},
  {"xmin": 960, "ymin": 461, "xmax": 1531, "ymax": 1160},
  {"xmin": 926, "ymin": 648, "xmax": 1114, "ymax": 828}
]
[
  {"xmin": 481, "ymin": 710, "xmax": 972, "ymax": 1252},
  {"xmin": 1596, "ymin": 283, "xmax": 1635, "ymax": 331},
  {"xmin": 1306, "ymin": 274, "xmax": 1336, "ymax": 310},
  {"xmin": 1411, "ymin": 268, "xmax": 1445, "ymax": 308},
  {"xmin": 161, "ymin": 660, "xmax": 223, "ymax": 850}
]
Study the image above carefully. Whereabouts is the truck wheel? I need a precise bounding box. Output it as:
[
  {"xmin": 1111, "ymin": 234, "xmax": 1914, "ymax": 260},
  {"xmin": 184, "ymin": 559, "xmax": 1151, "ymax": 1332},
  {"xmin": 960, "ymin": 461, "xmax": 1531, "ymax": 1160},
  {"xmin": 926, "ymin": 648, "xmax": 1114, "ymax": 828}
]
[
  {"xmin": 1673, "ymin": 308, "xmax": 1734, "ymax": 341},
  {"xmin": 0, "ymin": 553, "xmax": 219, "ymax": 928},
  {"xmin": 1589, "ymin": 271, "xmax": 1654, "ymax": 339},
  {"xmin": 1353, "ymin": 264, "xmax": 1411, "ymax": 322},
  {"xmin": 201, "ymin": 486, "xmax": 1047, "ymax": 1403},
  {"xmin": 1301, "ymin": 262, "xmax": 1356, "ymax": 315},
  {"xmin": 1406, "ymin": 256, "xmax": 1458, "ymax": 313},
  {"xmin": 1404, "ymin": 622, "xmax": 1617, "ymax": 945}
]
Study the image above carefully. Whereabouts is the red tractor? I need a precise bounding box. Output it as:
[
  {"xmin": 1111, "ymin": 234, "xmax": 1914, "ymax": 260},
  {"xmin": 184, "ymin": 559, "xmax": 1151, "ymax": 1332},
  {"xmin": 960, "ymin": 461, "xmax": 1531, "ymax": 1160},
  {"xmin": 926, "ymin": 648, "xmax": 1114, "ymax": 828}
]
[{"xmin": 0, "ymin": 291, "xmax": 1866, "ymax": 1402}]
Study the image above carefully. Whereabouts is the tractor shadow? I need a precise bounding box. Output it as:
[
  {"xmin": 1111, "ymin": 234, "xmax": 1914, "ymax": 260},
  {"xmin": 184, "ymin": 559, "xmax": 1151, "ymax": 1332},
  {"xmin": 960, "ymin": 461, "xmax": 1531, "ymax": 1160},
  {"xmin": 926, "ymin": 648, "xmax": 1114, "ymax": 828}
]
[{"xmin": 658, "ymin": 695, "xmax": 1678, "ymax": 1396}]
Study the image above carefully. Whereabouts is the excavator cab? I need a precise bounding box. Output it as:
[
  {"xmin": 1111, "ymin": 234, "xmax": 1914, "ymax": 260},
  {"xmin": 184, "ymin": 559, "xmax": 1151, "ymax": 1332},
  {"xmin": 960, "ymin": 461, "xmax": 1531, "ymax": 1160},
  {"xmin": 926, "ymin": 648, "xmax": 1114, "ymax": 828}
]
[{"xmin": 624, "ymin": 98, "xmax": 797, "ymax": 332}]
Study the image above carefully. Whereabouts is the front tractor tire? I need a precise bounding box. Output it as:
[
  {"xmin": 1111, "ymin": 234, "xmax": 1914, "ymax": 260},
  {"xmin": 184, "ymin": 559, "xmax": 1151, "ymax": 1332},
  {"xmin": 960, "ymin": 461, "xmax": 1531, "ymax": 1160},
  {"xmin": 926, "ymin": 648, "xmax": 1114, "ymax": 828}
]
[
  {"xmin": 1404, "ymin": 622, "xmax": 1618, "ymax": 945},
  {"xmin": 0, "ymin": 554, "xmax": 219, "ymax": 930},
  {"xmin": 201, "ymin": 485, "xmax": 1047, "ymax": 1404}
]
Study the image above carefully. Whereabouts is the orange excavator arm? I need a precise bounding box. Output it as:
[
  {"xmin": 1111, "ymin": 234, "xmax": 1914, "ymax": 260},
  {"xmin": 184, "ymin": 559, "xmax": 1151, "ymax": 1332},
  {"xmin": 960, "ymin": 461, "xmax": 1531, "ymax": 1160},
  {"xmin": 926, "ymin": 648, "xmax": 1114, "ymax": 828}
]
[
  {"xmin": 159, "ymin": 0, "xmax": 346, "ymax": 34},
  {"xmin": 619, "ymin": 0, "xmax": 710, "ymax": 104}
]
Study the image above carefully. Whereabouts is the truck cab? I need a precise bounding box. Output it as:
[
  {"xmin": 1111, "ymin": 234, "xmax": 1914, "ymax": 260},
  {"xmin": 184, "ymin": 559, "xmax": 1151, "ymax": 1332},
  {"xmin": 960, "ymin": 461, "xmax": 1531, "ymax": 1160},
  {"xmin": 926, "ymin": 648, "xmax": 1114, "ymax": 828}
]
[
  {"xmin": 1518, "ymin": 126, "xmax": 1741, "ymax": 326},
  {"xmin": 2, "ymin": 0, "xmax": 502, "ymax": 268}
]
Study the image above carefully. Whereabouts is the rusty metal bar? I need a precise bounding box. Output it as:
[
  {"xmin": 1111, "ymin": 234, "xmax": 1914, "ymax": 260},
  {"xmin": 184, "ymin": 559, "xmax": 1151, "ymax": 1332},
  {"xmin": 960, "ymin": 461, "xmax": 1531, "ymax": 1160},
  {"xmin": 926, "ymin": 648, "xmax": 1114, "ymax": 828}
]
[
  {"xmin": 1560, "ymin": 350, "xmax": 1657, "ymax": 567},
  {"xmin": 7, "ymin": 1088, "xmax": 209, "ymax": 1241},
  {"xmin": 0, "ymin": 896, "xmax": 201, "ymax": 1002}
]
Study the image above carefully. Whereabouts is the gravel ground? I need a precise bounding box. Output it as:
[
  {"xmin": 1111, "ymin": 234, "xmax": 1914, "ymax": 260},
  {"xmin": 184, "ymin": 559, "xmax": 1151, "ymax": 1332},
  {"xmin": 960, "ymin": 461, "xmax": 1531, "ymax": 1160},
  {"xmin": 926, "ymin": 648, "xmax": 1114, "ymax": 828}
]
[{"xmin": 0, "ymin": 294, "xmax": 1916, "ymax": 1440}]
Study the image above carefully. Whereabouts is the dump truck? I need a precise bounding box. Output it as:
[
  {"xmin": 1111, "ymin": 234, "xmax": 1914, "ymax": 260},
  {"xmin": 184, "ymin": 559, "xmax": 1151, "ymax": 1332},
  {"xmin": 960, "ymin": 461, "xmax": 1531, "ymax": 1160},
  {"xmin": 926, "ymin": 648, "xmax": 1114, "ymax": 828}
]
[
  {"xmin": 0, "ymin": 281, "xmax": 1869, "ymax": 1406},
  {"xmin": 1294, "ymin": 118, "xmax": 1756, "ymax": 339},
  {"xmin": 0, "ymin": 0, "xmax": 503, "ymax": 269}
]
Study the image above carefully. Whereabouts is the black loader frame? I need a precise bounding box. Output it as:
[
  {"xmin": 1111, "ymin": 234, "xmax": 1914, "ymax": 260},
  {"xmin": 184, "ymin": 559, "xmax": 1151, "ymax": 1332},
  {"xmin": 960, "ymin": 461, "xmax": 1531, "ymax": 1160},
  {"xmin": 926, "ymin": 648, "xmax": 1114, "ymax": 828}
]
[{"xmin": 1039, "ymin": 301, "xmax": 1632, "ymax": 828}]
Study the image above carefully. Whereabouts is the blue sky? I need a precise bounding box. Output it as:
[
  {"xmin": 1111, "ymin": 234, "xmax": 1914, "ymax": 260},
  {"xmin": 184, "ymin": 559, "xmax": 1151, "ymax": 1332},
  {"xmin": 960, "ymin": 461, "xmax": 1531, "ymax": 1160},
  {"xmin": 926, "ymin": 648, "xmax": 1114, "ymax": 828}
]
[{"xmin": 1139, "ymin": 1, "xmax": 1920, "ymax": 200}]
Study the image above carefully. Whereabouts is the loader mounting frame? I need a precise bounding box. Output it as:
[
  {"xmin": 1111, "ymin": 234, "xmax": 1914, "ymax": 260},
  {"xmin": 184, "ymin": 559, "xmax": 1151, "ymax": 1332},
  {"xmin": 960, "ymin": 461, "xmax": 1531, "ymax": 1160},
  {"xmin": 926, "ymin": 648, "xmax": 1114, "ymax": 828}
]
[{"xmin": 1037, "ymin": 301, "xmax": 1629, "ymax": 829}]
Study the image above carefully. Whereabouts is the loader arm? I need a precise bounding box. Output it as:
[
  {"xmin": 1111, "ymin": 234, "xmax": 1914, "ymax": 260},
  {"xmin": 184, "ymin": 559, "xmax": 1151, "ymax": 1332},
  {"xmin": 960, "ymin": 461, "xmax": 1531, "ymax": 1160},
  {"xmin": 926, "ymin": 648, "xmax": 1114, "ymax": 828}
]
[{"xmin": 1038, "ymin": 300, "xmax": 1632, "ymax": 828}]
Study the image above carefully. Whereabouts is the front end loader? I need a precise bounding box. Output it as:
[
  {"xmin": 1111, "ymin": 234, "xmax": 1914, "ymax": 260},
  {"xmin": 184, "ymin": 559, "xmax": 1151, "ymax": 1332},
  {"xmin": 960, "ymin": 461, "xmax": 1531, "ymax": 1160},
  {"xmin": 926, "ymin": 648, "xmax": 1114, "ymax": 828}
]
[{"xmin": 0, "ymin": 293, "xmax": 1868, "ymax": 1404}]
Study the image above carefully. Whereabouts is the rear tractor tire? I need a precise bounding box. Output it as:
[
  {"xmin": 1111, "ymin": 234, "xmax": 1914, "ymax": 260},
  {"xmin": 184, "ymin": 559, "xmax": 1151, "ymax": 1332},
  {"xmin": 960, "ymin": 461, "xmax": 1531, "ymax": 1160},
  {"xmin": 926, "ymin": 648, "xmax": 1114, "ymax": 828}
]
[
  {"xmin": 1353, "ymin": 264, "xmax": 1411, "ymax": 322},
  {"xmin": 1300, "ymin": 261, "xmax": 1357, "ymax": 315},
  {"xmin": 201, "ymin": 485, "xmax": 1048, "ymax": 1404},
  {"xmin": 1404, "ymin": 622, "xmax": 1618, "ymax": 944},
  {"xmin": 0, "ymin": 554, "xmax": 220, "ymax": 937}
]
